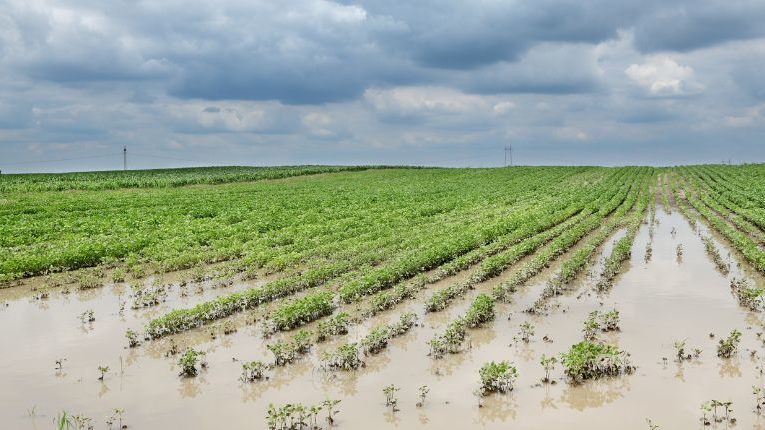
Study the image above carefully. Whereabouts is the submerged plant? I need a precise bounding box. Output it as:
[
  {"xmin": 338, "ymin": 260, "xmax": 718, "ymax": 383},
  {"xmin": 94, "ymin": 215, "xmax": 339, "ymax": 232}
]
[
  {"xmin": 730, "ymin": 278, "xmax": 765, "ymax": 311},
  {"xmin": 323, "ymin": 399, "xmax": 341, "ymax": 425},
  {"xmin": 754, "ymin": 386, "xmax": 765, "ymax": 414},
  {"xmin": 321, "ymin": 343, "xmax": 364, "ymax": 371},
  {"xmin": 316, "ymin": 312, "xmax": 350, "ymax": 342},
  {"xmin": 105, "ymin": 408, "xmax": 125, "ymax": 430},
  {"xmin": 79, "ymin": 309, "xmax": 95, "ymax": 324},
  {"xmin": 463, "ymin": 294, "xmax": 495, "ymax": 327},
  {"xmin": 416, "ymin": 385, "xmax": 430, "ymax": 407},
  {"xmin": 241, "ymin": 360, "xmax": 269, "ymax": 382},
  {"xmin": 560, "ymin": 340, "xmax": 634, "ymax": 384},
  {"xmin": 518, "ymin": 321, "xmax": 535, "ymax": 343},
  {"xmin": 178, "ymin": 348, "xmax": 207, "ymax": 377},
  {"xmin": 267, "ymin": 330, "xmax": 314, "ymax": 366},
  {"xmin": 479, "ymin": 361, "xmax": 518, "ymax": 394},
  {"xmin": 125, "ymin": 329, "xmax": 140, "ymax": 348},
  {"xmin": 383, "ymin": 384, "xmax": 400, "ymax": 411},
  {"xmin": 97, "ymin": 365, "xmax": 109, "ymax": 381},
  {"xmin": 716, "ymin": 329, "xmax": 742, "ymax": 358},
  {"xmin": 600, "ymin": 309, "xmax": 620, "ymax": 331},
  {"xmin": 582, "ymin": 311, "xmax": 600, "ymax": 341},
  {"xmin": 56, "ymin": 411, "xmax": 93, "ymax": 430},
  {"xmin": 428, "ymin": 318, "xmax": 467, "ymax": 358},
  {"xmin": 540, "ymin": 354, "xmax": 558, "ymax": 383}
]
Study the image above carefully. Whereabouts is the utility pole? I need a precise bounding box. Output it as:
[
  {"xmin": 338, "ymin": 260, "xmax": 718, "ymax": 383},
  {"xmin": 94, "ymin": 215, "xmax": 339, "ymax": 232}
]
[
  {"xmin": 504, "ymin": 145, "xmax": 513, "ymax": 167},
  {"xmin": 123, "ymin": 146, "xmax": 127, "ymax": 171}
]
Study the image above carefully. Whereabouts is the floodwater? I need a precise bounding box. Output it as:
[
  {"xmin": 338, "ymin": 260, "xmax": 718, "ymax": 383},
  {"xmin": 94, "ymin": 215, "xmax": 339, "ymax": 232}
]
[{"xmin": 2, "ymin": 204, "xmax": 765, "ymax": 429}]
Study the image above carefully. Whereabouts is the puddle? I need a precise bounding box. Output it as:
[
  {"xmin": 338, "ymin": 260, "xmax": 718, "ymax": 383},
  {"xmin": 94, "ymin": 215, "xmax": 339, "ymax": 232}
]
[{"xmin": 3, "ymin": 206, "xmax": 765, "ymax": 429}]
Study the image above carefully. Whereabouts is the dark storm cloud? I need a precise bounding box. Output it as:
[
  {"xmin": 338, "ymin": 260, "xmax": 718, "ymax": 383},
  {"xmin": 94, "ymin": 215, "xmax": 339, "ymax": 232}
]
[
  {"xmin": 632, "ymin": 1, "xmax": 765, "ymax": 53},
  {"xmin": 3, "ymin": 0, "xmax": 763, "ymax": 104},
  {"xmin": 1, "ymin": 0, "xmax": 765, "ymax": 171}
]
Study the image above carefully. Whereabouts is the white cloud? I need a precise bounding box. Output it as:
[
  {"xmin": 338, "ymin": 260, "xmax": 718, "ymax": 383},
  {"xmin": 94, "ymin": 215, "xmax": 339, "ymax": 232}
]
[
  {"xmin": 364, "ymin": 86, "xmax": 489, "ymax": 115},
  {"xmin": 492, "ymin": 101, "xmax": 515, "ymax": 115},
  {"xmin": 724, "ymin": 105, "xmax": 765, "ymax": 128},
  {"xmin": 625, "ymin": 56, "xmax": 703, "ymax": 96},
  {"xmin": 555, "ymin": 127, "xmax": 589, "ymax": 141}
]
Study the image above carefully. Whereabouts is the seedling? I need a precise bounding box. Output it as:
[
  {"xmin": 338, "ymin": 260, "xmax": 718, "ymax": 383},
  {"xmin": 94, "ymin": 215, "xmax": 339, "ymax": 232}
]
[
  {"xmin": 79, "ymin": 310, "xmax": 95, "ymax": 324},
  {"xmin": 582, "ymin": 311, "xmax": 600, "ymax": 341},
  {"xmin": 165, "ymin": 339, "xmax": 180, "ymax": 357},
  {"xmin": 702, "ymin": 399, "xmax": 735, "ymax": 424},
  {"xmin": 323, "ymin": 399, "xmax": 341, "ymax": 425},
  {"xmin": 241, "ymin": 360, "xmax": 269, "ymax": 382},
  {"xmin": 416, "ymin": 385, "xmax": 429, "ymax": 407},
  {"xmin": 55, "ymin": 358, "xmax": 67, "ymax": 371},
  {"xmin": 383, "ymin": 384, "xmax": 400, "ymax": 411},
  {"xmin": 645, "ymin": 418, "xmax": 659, "ymax": 429},
  {"xmin": 178, "ymin": 348, "xmax": 207, "ymax": 377},
  {"xmin": 105, "ymin": 408, "xmax": 125, "ymax": 430},
  {"xmin": 56, "ymin": 411, "xmax": 93, "ymax": 430},
  {"xmin": 97, "ymin": 365, "xmax": 109, "ymax": 381},
  {"xmin": 754, "ymin": 386, "xmax": 765, "ymax": 414},
  {"xmin": 540, "ymin": 354, "xmax": 558, "ymax": 383},
  {"xmin": 125, "ymin": 329, "xmax": 140, "ymax": 348},
  {"xmin": 221, "ymin": 320, "xmax": 237, "ymax": 335},
  {"xmin": 716, "ymin": 329, "xmax": 742, "ymax": 358},
  {"xmin": 700, "ymin": 401, "xmax": 712, "ymax": 426},
  {"xmin": 518, "ymin": 321, "xmax": 535, "ymax": 343}
]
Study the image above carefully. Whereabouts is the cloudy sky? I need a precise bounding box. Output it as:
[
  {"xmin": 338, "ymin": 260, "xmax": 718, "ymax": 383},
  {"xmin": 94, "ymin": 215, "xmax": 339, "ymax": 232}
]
[{"xmin": 1, "ymin": 0, "xmax": 765, "ymax": 172}]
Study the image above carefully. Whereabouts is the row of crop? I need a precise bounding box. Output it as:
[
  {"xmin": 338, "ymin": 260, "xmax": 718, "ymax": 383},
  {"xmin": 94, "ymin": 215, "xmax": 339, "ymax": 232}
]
[
  {"xmin": 682, "ymin": 181, "xmax": 765, "ymax": 274},
  {"xmin": 685, "ymin": 169, "xmax": 765, "ymax": 245},
  {"xmin": 689, "ymin": 166, "xmax": 765, "ymax": 236},
  {"xmin": 595, "ymin": 189, "xmax": 650, "ymax": 292},
  {"xmin": 363, "ymin": 172, "xmax": 634, "ymax": 317},
  {"xmin": 0, "ymin": 165, "xmax": 377, "ymax": 192},
  {"xmin": 424, "ymin": 209, "xmax": 595, "ymax": 312},
  {"xmin": 2, "ymin": 167, "xmax": 591, "ymax": 281},
  {"xmin": 144, "ymin": 169, "xmax": 615, "ymax": 336},
  {"xmin": 492, "ymin": 170, "xmax": 648, "ymax": 302},
  {"xmin": 334, "ymin": 169, "xmax": 629, "ymax": 304},
  {"xmin": 419, "ymin": 171, "xmax": 642, "ymax": 313}
]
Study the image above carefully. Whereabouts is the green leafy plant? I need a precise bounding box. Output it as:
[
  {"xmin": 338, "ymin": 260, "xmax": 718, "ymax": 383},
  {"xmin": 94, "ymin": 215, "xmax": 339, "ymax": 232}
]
[
  {"xmin": 716, "ymin": 329, "xmax": 742, "ymax": 358},
  {"xmin": 518, "ymin": 321, "xmax": 535, "ymax": 343},
  {"xmin": 560, "ymin": 340, "xmax": 634, "ymax": 384},
  {"xmin": 479, "ymin": 361, "xmax": 518, "ymax": 394},
  {"xmin": 321, "ymin": 343, "xmax": 364, "ymax": 370},
  {"xmin": 97, "ymin": 365, "xmax": 109, "ymax": 381},
  {"xmin": 540, "ymin": 354, "xmax": 558, "ymax": 383},
  {"xmin": 316, "ymin": 312, "xmax": 350, "ymax": 342},
  {"xmin": 382, "ymin": 384, "xmax": 400, "ymax": 411},
  {"xmin": 241, "ymin": 360, "xmax": 269, "ymax": 382},
  {"xmin": 178, "ymin": 348, "xmax": 207, "ymax": 377},
  {"xmin": 125, "ymin": 329, "xmax": 140, "ymax": 348}
]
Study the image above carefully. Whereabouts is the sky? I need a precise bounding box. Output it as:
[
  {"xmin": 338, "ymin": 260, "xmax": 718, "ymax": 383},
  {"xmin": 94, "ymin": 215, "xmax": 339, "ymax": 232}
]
[{"xmin": 1, "ymin": 0, "xmax": 765, "ymax": 172}]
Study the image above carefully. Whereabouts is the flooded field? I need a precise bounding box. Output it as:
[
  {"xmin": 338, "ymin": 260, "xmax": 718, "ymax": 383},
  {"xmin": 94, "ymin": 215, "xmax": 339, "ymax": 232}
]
[
  {"xmin": 4, "ymin": 165, "xmax": 765, "ymax": 429},
  {"xmin": 3, "ymin": 201, "xmax": 765, "ymax": 429}
]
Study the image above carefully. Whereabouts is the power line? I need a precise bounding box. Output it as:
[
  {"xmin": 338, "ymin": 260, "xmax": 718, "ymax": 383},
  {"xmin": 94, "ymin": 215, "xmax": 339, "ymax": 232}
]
[{"xmin": 504, "ymin": 145, "xmax": 513, "ymax": 167}]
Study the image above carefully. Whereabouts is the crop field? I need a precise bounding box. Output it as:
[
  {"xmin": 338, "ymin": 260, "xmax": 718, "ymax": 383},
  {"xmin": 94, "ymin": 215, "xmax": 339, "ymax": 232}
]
[{"xmin": 4, "ymin": 165, "xmax": 765, "ymax": 429}]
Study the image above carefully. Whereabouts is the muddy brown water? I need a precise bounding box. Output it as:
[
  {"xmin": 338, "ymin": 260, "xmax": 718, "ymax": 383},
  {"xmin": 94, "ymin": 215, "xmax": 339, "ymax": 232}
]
[{"xmin": 3, "ymin": 206, "xmax": 765, "ymax": 429}]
